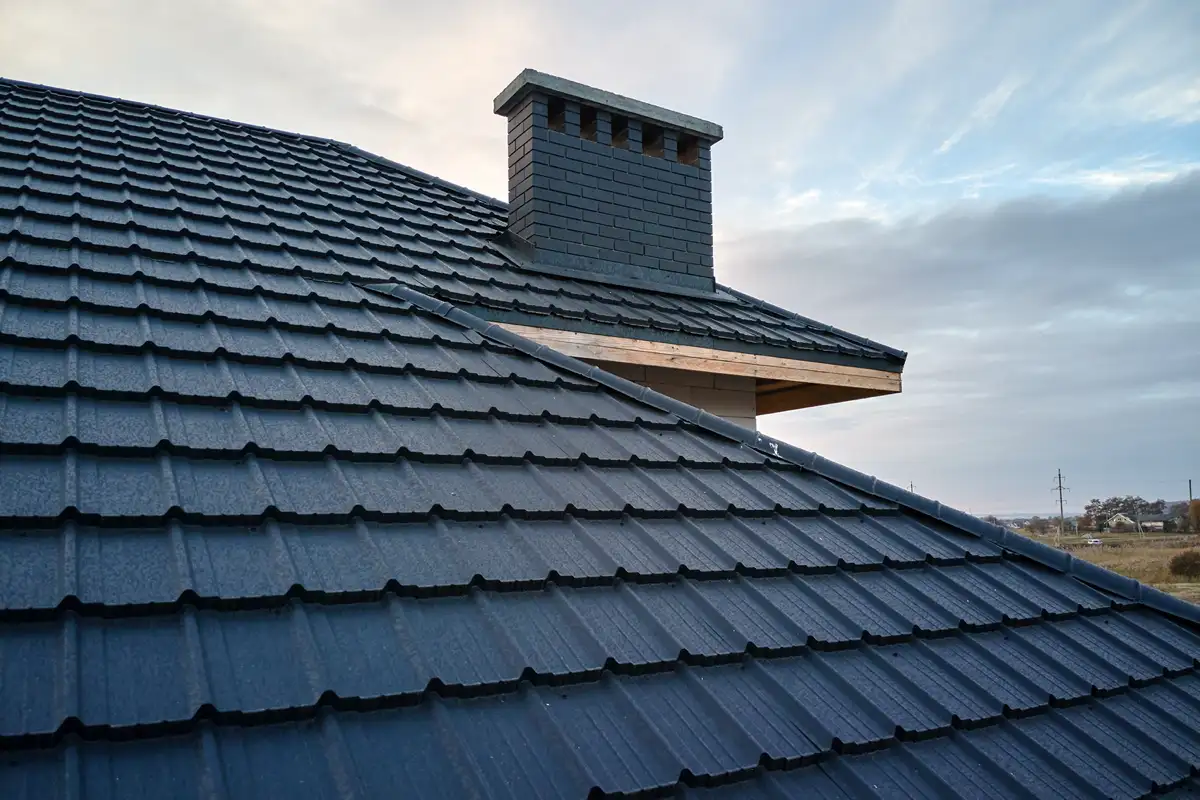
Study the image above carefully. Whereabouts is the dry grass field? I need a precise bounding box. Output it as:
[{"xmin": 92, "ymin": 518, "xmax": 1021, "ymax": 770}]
[{"xmin": 1033, "ymin": 534, "xmax": 1200, "ymax": 603}]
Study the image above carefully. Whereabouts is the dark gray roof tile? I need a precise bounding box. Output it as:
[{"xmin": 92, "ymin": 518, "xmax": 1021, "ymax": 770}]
[{"xmin": 0, "ymin": 143, "xmax": 904, "ymax": 371}]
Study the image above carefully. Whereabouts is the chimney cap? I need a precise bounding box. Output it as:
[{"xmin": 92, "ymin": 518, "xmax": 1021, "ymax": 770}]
[{"xmin": 494, "ymin": 68, "xmax": 724, "ymax": 142}]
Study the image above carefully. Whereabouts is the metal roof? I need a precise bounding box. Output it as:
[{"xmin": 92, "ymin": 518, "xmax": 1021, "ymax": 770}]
[
  {"xmin": 0, "ymin": 76, "xmax": 1197, "ymax": 799},
  {"xmin": 0, "ymin": 75, "xmax": 903, "ymax": 371}
]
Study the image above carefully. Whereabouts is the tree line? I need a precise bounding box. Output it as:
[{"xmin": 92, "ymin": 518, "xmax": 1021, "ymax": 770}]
[
  {"xmin": 1077, "ymin": 496, "xmax": 1197, "ymax": 532},
  {"xmin": 981, "ymin": 497, "xmax": 1200, "ymax": 535}
]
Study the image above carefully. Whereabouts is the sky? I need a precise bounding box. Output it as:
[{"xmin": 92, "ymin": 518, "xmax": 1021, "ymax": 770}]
[{"xmin": 2, "ymin": 0, "xmax": 1197, "ymax": 514}]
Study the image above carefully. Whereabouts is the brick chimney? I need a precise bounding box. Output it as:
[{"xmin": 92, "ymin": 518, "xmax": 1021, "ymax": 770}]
[{"xmin": 495, "ymin": 69, "xmax": 723, "ymax": 291}]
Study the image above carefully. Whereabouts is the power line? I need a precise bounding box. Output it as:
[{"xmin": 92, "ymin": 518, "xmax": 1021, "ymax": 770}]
[{"xmin": 1052, "ymin": 469, "xmax": 1070, "ymax": 539}]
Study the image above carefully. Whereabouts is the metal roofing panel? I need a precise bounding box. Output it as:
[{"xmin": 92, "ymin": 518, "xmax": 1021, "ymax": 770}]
[
  {"xmin": 0, "ymin": 392, "xmax": 750, "ymax": 464},
  {"xmin": 0, "ymin": 81, "xmax": 904, "ymax": 370},
  {"xmin": 2, "ymin": 667, "xmax": 1198, "ymax": 798},
  {"xmin": 924, "ymin": 629, "xmax": 1083, "ymax": 709},
  {"xmin": 0, "ymin": 343, "xmax": 671, "ymax": 422},
  {"xmin": 12, "ymin": 580, "xmax": 1180, "ymax": 740}
]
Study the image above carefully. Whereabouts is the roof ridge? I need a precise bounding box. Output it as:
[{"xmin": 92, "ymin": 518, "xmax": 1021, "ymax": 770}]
[
  {"xmin": 365, "ymin": 279, "xmax": 1200, "ymax": 627},
  {"xmin": 0, "ymin": 75, "xmax": 506, "ymax": 212},
  {"xmin": 0, "ymin": 75, "xmax": 346, "ymax": 148}
]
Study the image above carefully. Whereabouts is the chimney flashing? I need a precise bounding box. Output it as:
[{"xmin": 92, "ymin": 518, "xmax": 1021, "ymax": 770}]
[{"xmin": 495, "ymin": 69, "xmax": 723, "ymax": 142}]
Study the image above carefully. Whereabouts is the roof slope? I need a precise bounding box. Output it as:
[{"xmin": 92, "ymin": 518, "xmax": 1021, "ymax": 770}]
[
  {"xmin": 1, "ymin": 78, "xmax": 1199, "ymax": 799},
  {"xmin": 0, "ymin": 77, "xmax": 902, "ymax": 372}
]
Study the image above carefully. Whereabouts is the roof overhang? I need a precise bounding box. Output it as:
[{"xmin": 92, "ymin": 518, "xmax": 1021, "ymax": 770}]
[{"xmin": 498, "ymin": 323, "xmax": 901, "ymax": 414}]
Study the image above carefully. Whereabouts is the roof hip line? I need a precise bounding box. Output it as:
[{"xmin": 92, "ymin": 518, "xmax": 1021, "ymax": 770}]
[{"xmin": 366, "ymin": 279, "xmax": 1199, "ymax": 627}]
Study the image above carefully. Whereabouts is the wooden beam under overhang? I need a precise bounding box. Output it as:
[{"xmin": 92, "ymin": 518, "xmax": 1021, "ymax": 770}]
[
  {"xmin": 756, "ymin": 382, "xmax": 892, "ymax": 414},
  {"xmin": 497, "ymin": 322, "xmax": 902, "ymax": 413}
]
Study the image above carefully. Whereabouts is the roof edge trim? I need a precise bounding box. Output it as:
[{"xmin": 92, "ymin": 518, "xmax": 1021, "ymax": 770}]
[
  {"xmin": 720, "ymin": 283, "xmax": 909, "ymax": 362},
  {"xmin": 468, "ymin": 307, "xmax": 902, "ymax": 372},
  {"xmin": 0, "ymin": 75, "xmax": 346, "ymax": 147},
  {"xmin": 364, "ymin": 279, "xmax": 1199, "ymax": 627}
]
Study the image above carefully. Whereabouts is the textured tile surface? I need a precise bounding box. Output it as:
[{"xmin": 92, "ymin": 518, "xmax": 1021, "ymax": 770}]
[
  {"xmin": 0, "ymin": 78, "xmax": 903, "ymax": 371},
  {"xmin": 0, "ymin": 77, "xmax": 1196, "ymax": 799}
]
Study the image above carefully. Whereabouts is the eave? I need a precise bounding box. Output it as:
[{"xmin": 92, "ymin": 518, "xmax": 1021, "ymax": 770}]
[{"xmin": 498, "ymin": 323, "xmax": 902, "ymax": 414}]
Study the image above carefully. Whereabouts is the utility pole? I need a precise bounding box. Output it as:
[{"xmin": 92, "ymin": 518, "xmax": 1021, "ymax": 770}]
[
  {"xmin": 1052, "ymin": 469, "xmax": 1069, "ymax": 540},
  {"xmin": 909, "ymin": 482, "xmax": 915, "ymax": 493}
]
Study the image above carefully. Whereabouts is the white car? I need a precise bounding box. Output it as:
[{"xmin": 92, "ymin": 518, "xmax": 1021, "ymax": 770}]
[{"xmin": 1085, "ymin": 538, "xmax": 1104, "ymax": 546}]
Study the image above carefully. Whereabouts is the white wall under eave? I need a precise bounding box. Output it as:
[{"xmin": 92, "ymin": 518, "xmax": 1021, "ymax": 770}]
[{"xmin": 587, "ymin": 361, "xmax": 757, "ymax": 431}]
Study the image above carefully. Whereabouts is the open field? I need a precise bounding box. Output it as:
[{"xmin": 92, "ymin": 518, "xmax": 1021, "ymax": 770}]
[{"xmin": 1030, "ymin": 533, "xmax": 1200, "ymax": 603}]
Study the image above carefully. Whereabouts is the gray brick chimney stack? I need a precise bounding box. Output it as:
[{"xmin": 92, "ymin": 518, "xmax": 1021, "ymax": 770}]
[{"xmin": 495, "ymin": 69, "xmax": 723, "ymax": 291}]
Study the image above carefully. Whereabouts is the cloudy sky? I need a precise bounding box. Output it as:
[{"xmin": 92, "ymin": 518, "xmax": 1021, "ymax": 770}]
[{"xmin": 3, "ymin": 0, "xmax": 1197, "ymax": 513}]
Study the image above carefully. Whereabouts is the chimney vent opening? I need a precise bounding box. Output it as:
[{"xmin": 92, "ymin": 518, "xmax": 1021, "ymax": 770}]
[
  {"xmin": 611, "ymin": 115, "xmax": 630, "ymax": 149},
  {"xmin": 678, "ymin": 133, "xmax": 700, "ymax": 165},
  {"xmin": 642, "ymin": 124, "xmax": 665, "ymax": 158},
  {"xmin": 580, "ymin": 105, "xmax": 598, "ymax": 141},
  {"xmin": 547, "ymin": 97, "xmax": 566, "ymax": 133}
]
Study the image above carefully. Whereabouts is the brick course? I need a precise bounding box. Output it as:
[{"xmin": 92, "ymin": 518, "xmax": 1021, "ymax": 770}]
[{"xmin": 505, "ymin": 92, "xmax": 716, "ymax": 287}]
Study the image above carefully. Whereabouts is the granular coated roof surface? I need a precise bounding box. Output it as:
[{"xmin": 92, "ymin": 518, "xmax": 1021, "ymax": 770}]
[
  {"xmin": 1, "ymin": 77, "xmax": 1197, "ymax": 799},
  {"xmin": 0, "ymin": 77, "xmax": 903, "ymax": 372}
]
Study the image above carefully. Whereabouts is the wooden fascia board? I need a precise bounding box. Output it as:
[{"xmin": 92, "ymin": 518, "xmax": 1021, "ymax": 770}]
[
  {"xmin": 756, "ymin": 383, "xmax": 892, "ymax": 415},
  {"xmin": 498, "ymin": 323, "xmax": 902, "ymax": 394}
]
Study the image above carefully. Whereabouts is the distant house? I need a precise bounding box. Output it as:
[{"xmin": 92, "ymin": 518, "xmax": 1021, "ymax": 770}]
[
  {"xmin": 1135, "ymin": 513, "xmax": 1178, "ymax": 532},
  {"xmin": 1107, "ymin": 512, "xmax": 1139, "ymax": 530},
  {"xmin": 1106, "ymin": 511, "xmax": 1178, "ymax": 533}
]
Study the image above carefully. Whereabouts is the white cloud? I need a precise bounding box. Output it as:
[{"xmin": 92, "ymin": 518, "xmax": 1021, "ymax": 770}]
[
  {"xmin": 728, "ymin": 175, "xmax": 1200, "ymax": 511},
  {"xmin": 936, "ymin": 75, "xmax": 1024, "ymax": 154},
  {"xmin": 0, "ymin": 0, "xmax": 764, "ymax": 198},
  {"xmin": 1036, "ymin": 159, "xmax": 1200, "ymax": 190},
  {"xmin": 779, "ymin": 188, "xmax": 822, "ymax": 213},
  {"xmin": 1120, "ymin": 76, "xmax": 1200, "ymax": 125}
]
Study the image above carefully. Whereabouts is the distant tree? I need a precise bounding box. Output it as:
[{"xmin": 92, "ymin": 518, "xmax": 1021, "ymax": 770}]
[
  {"xmin": 1027, "ymin": 516, "xmax": 1051, "ymax": 535},
  {"xmin": 1190, "ymin": 501, "xmax": 1200, "ymax": 534},
  {"xmin": 1083, "ymin": 496, "xmax": 1167, "ymax": 528},
  {"xmin": 1084, "ymin": 497, "xmax": 1134, "ymax": 524},
  {"xmin": 1169, "ymin": 550, "xmax": 1200, "ymax": 580},
  {"xmin": 1167, "ymin": 502, "xmax": 1189, "ymax": 533},
  {"xmin": 982, "ymin": 515, "xmax": 1001, "ymax": 526},
  {"xmin": 1077, "ymin": 514, "xmax": 1096, "ymax": 532}
]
